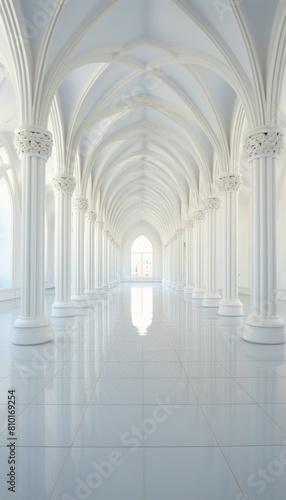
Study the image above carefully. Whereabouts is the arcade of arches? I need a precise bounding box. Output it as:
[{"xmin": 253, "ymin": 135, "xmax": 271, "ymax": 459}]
[
  {"xmin": 0, "ymin": 1, "xmax": 286, "ymax": 347},
  {"xmin": 3, "ymin": 2, "xmax": 286, "ymax": 498}
]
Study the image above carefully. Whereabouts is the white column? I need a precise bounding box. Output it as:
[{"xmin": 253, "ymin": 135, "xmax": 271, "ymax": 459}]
[
  {"xmin": 102, "ymin": 230, "xmax": 109, "ymax": 291},
  {"xmin": 109, "ymin": 236, "xmax": 114, "ymax": 287},
  {"xmin": 85, "ymin": 210, "xmax": 97, "ymax": 298},
  {"xmin": 176, "ymin": 228, "xmax": 185, "ymax": 292},
  {"xmin": 202, "ymin": 197, "xmax": 222, "ymax": 307},
  {"xmin": 242, "ymin": 127, "xmax": 285, "ymax": 344},
  {"xmin": 95, "ymin": 221, "xmax": 103, "ymax": 294},
  {"xmin": 71, "ymin": 197, "xmax": 88, "ymax": 307},
  {"xmin": 192, "ymin": 210, "xmax": 206, "ymax": 299},
  {"xmin": 117, "ymin": 244, "xmax": 121, "ymax": 284},
  {"xmin": 167, "ymin": 241, "xmax": 172, "ymax": 286},
  {"xmin": 171, "ymin": 235, "xmax": 177, "ymax": 287},
  {"xmin": 184, "ymin": 219, "xmax": 194, "ymax": 296},
  {"xmin": 13, "ymin": 126, "xmax": 53, "ymax": 345},
  {"xmin": 218, "ymin": 172, "xmax": 243, "ymax": 316},
  {"xmin": 51, "ymin": 175, "xmax": 76, "ymax": 318},
  {"xmin": 162, "ymin": 246, "xmax": 166, "ymax": 285}
]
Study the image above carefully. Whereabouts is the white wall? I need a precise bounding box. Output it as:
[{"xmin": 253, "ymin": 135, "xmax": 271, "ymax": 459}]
[{"xmin": 121, "ymin": 221, "xmax": 162, "ymax": 281}]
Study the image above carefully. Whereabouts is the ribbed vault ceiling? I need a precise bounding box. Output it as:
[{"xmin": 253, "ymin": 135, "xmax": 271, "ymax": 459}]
[{"xmin": 0, "ymin": 0, "xmax": 285, "ymax": 244}]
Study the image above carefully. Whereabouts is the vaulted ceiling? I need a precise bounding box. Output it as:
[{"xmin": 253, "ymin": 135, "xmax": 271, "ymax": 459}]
[{"xmin": 0, "ymin": 0, "xmax": 285, "ymax": 244}]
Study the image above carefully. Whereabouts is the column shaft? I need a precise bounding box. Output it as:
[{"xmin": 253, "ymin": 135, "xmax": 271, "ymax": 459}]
[
  {"xmin": 72, "ymin": 198, "xmax": 88, "ymax": 307},
  {"xmin": 13, "ymin": 126, "xmax": 53, "ymax": 345},
  {"xmin": 176, "ymin": 229, "xmax": 185, "ymax": 292},
  {"xmin": 218, "ymin": 173, "xmax": 243, "ymax": 316},
  {"xmin": 95, "ymin": 222, "xmax": 103, "ymax": 293},
  {"xmin": 51, "ymin": 175, "xmax": 76, "ymax": 317},
  {"xmin": 85, "ymin": 211, "xmax": 97, "ymax": 298},
  {"xmin": 243, "ymin": 127, "xmax": 285, "ymax": 344},
  {"xmin": 192, "ymin": 210, "xmax": 205, "ymax": 299},
  {"xmin": 202, "ymin": 198, "xmax": 221, "ymax": 307},
  {"xmin": 184, "ymin": 220, "xmax": 194, "ymax": 295}
]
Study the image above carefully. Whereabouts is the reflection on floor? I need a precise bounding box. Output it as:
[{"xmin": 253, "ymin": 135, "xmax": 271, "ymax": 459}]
[{"xmin": 1, "ymin": 284, "xmax": 286, "ymax": 499}]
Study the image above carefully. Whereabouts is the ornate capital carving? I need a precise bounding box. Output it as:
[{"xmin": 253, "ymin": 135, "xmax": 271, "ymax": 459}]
[
  {"xmin": 85, "ymin": 210, "xmax": 97, "ymax": 223},
  {"xmin": 185, "ymin": 219, "xmax": 194, "ymax": 229},
  {"xmin": 103, "ymin": 230, "xmax": 109, "ymax": 237},
  {"xmin": 72, "ymin": 197, "xmax": 88, "ymax": 212},
  {"xmin": 95, "ymin": 221, "xmax": 104, "ymax": 230},
  {"xmin": 218, "ymin": 172, "xmax": 242, "ymax": 193},
  {"xmin": 203, "ymin": 197, "xmax": 222, "ymax": 212},
  {"xmin": 242, "ymin": 127, "xmax": 284, "ymax": 162},
  {"xmin": 14, "ymin": 126, "xmax": 53, "ymax": 160},
  {"xmin": 177, "ymin": 228, "xmax": 185, "ymax": 236},
  {"xmin": 193, "ymin": 210, "xmax": 206, "ymax": 222},
  {"xmin": 51, "ymin": 175, "xmax": 76, "ymax": 195}
]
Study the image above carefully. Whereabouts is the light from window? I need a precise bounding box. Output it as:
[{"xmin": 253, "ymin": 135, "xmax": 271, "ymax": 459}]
[{"xmin": 131, "ymin": 235, "xmax": 153, "ymax": 278}]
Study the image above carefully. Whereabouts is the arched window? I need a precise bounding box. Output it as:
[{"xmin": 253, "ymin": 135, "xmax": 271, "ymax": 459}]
[
  {"xmin": 131, "ymin": 235, "xmax": 153, "ymax": 278},
  {"xmin": 0, "ymin": 175, "xmax": 13, "ymax": 288}
]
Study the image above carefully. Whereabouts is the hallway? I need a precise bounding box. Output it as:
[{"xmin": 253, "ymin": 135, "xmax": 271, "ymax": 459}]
[{"xmin": 1, "ymin": 284, "xmax": 286, "ymax": 499}]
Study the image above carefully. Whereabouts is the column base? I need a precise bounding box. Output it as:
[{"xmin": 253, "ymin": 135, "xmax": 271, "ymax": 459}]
[
  {"xmin": 192, "ymin": 290, "xmax": 205, "ymax": 299},
  {"xmin": 202, "ymin": 294, "xmax": 221, "ymax": 307},
  {"xmin": 218, "ymin": 316, "xmax": 243, "ymax": 327},
  {"xmin": 202, "ymin": 307, "xmax": 219, "ymax": 319},
  {"xmin": 243, "ymin": 316, "xmax": 286, "ymax": 344},
  {"xmin": 51, "ymin": 301, "xmax": 75, "ymax": 318},
  {"xmin": 218, "ymin": 299, "xmax": 243, "ymax": 317},
  {"xmin": 71, "ymin": 295, "xmax": 89, "ymax": 308},
  {"xmin": 192, "ymin": 298, "xmax": 203, "ymax": 308},
  {"xmin": 13, "ymin": 316, "xmax": 53, "ymax": 345},
  {"xmin": 176, "ymin": 284, "xmax": 184, "ymax": 293},
  {"xmin": 184, "ymin": 287, "xmax": 193, "ymax": 296},
  {"xmin": 85, "ymin": 290, "xmax": 97, "ymax": 299}
]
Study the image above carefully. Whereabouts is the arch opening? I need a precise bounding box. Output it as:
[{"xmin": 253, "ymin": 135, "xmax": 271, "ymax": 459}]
[{"xmin": 131, "ymin": 235, "xmax": 153, "ymax": 278}]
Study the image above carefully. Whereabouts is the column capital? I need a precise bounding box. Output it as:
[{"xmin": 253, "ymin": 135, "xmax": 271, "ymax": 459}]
[
  {"xmin": 85, "ymin": 210, "xmax": 97, "ymax": 223},
  {"xmin": 103, "ymin": 230, "xmax": 109, "ymax": 237},
  {"xmin": 202, "ymin": 197, "xmax": 222, "ymax": 212},
  {"xmin": 193, "ymin": 209, "xmax": 206, "ymax": 221},
  {"xmin": 72, "ymin": 197, "xmax": 88, "ymax": 212},
  {"xmin": 51, "ymin": 175, "xmax": 76, "ymax": 196},
  {"xmin": 14, "ymin": 126, "xmax": 53, "ymax": 160},
  {"xmin": 177, "ymin": 228, "xmax": 185, "ymax": 236},
  {"xmin": 242, "ymin": 127, "xmax": 284, "ymax": 162},
  {"xmin": 217, "ymin": 172, "xmax": 242, "ymax": 193},
  {"xmin": 95, "ymin": 221, "xmax": 104, "ymax": 230},
  {"xmin": 185, "ymin": 219, "xmax": 194, "ymax": 229}
]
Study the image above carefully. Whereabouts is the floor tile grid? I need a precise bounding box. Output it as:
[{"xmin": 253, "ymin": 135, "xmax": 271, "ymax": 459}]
[
  {"xmin": 0, "ymin": 377, "xmax": 55, "ymax": 440},
  {"xmin": 231, "ymin": 374, "xmax": 286, "ymax": 437},
  {"xmin": 164, "ymin": 301, "xmax": 286, "ymax": 499},
  {"xmin": 146, "ymin": 308, "xmax": 248, "ymax": 498},
  {"xmin": 49, "ymin": 322, "xmax": 145, "ymax": 499},
  {"xmin": 48, "ymin": 446, "xmax": 77, "ymax": 500},
  {"xmin": 169, "ymin": 297, "xmax": 286, "ymax": 498},
  {"xmin": 44, "ymin": 318, "xmax": 132, "ymax": 498},
  {"xmin": 0, "ymin": 317, "xmax": 119, "ymax": 448}
]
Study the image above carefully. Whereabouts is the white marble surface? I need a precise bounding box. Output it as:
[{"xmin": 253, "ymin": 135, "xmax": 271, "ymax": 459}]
[{"xmin": 1, "ymin": 285, "xmax": 286, "ymax": 498}]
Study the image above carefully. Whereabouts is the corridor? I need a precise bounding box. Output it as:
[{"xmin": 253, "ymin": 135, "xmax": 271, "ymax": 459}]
[{"xmin": 1, "ymin": 285, "xmax": 286, "ymax": 499}]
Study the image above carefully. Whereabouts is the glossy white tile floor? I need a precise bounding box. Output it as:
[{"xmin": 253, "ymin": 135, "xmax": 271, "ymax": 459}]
[{"xmin": 2, "ymin": 285, "xmax": 286, "ymax": 499}]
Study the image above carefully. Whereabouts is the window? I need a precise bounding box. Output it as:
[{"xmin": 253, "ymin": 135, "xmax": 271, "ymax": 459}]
[{"xmin": 131, "ymin": 235, "xmax": 153, "ymax": 278}]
